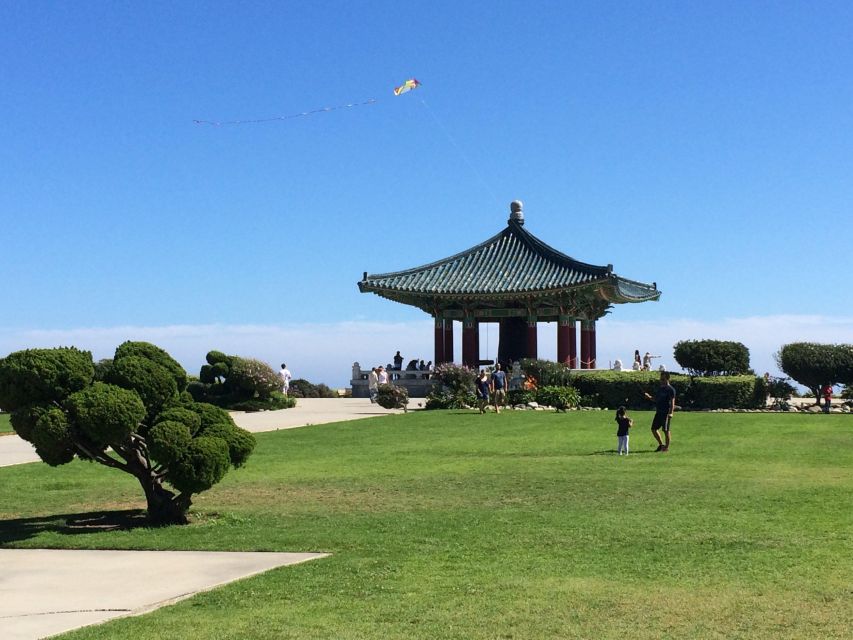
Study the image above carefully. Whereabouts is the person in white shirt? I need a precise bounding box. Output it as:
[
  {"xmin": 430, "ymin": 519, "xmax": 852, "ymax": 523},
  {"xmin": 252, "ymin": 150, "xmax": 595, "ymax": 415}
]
[
  {"xmin": 279, "ymin": 363, "xmax": 292, "ymax": 396},
  {"xmin": 368, "ymin": 367, "xmax": 379, "ymax": 403},
  {"xmin": 377, "ymin": 366, "xmax": 389, "ymax": 385}
]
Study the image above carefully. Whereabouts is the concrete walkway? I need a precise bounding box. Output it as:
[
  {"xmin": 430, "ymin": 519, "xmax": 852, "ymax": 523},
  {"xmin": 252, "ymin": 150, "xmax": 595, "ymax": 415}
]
[
  {"xmin": 0, "ymin": 549, "xmax": 328, "ymax": 640},
  {"xmin": 0, "ymin": 397, "xmax": 421, "ymax": 467}
]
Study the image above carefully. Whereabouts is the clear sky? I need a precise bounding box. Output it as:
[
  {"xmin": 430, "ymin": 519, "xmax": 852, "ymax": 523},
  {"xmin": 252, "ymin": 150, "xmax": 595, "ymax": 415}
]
[{"xmin": 3, "ymin": 1, "xmax": 852, "ymax": 386}]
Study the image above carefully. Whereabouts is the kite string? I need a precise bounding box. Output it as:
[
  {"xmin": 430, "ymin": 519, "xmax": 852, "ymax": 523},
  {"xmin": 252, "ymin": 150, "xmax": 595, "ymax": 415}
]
[
  {"xmin": 193, "ymin": 98, "xmax": 378, "ymax": 126},
  {"xmin": 418, "ymin": 98, "xmax": 501, "ymax": 209}
]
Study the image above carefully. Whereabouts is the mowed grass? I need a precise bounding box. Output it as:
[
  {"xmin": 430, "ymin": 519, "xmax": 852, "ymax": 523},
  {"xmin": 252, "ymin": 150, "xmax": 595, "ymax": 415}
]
[
  {"xmin": 0, "ymin": 412, "xmax": 12, "ymax": 434},
  {"xmin": 1, "ymin": 410, "xmax": 851, "ymax": 639}
]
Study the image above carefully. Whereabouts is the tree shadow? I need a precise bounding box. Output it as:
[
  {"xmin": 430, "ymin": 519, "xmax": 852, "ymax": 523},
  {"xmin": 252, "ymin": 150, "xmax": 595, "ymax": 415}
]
[{"xmin": 0, "ymin": 509, "xmax": 150, "ymax": 545}]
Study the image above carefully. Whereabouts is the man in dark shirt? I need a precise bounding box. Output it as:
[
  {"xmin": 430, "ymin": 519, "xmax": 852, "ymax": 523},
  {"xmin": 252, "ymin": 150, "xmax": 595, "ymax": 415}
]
[
  {"xmin": 644, "ymin": 371, "xmax": 676, "ymax": 452},
  {"xmin": 490, "ymin": 363, "xmax": 507, "ymax": 414}
]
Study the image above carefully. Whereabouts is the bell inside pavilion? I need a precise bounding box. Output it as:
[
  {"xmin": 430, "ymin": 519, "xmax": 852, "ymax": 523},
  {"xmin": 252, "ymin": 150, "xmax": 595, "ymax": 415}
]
[{"xmin": 358, "ymin": 201, "xmax": 660, "ymax": 369}]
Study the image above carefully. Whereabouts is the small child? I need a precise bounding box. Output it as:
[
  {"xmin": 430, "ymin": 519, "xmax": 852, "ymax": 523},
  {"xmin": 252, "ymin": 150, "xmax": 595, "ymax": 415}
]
[{"xmin": 615, "ymin": 405, "xmax": 632, "ymax": 455}]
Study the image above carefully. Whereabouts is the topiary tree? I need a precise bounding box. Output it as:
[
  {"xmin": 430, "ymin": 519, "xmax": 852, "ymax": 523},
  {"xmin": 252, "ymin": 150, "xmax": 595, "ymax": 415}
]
[
  {"xmin": 0, "ymin": 342, "xmax": 255, "ymax": 525},
  {"xmin": 775, "ymin": 342, "xmax": 853, "ymax": 405},
  {"xmin": 188, "ymin": 350, "xmax": 293, "ymax": 410},
  {"xmin": 288, "ymin": 378, "xmax": 338, "ymax": 398},
  {"xmin": 673, "ymin": 340, "xmax": 751, "ymax": 376}
]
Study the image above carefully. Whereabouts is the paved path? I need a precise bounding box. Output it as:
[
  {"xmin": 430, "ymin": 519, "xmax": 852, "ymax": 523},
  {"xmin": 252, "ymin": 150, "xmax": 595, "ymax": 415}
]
[
  {"xmin": 0, "ymin": 549, "xmax": 328, "ymax": 640},
  {"xmin": 0, "ymin": 397, "xmax": 421, "ymax": 467}
]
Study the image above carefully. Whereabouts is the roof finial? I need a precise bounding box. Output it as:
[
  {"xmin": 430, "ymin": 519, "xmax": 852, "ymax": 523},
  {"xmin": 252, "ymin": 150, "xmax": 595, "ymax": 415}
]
[{"xmin": 509, "ymin": 200, "xmax": 524, "ymax": 226}]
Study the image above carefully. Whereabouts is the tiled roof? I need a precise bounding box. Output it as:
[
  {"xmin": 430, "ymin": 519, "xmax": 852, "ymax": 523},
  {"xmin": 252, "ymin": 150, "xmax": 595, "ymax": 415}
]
[{"xmin": 358, "ymin": 220, "xmax": 660, "ymax": 304}]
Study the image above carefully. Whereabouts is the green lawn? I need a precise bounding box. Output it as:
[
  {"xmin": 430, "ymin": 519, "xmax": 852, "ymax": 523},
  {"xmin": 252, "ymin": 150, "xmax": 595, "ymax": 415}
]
[
  {"xmin": 1, "ymin": 410, "xmax": 851, "ymax": 639},
  {"xmin": 0, "ymin": 413, "xmax": 12, "ymax": 434}
]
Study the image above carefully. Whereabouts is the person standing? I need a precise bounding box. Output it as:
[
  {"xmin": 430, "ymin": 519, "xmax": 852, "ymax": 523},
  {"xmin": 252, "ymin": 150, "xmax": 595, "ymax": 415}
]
[
  {"xmin": 644, "ymin": 371, "xmax": 675, "ymax": 452},
  {"xmin": 377, "ymin": 366, "xmax": 389, "ymax": 385},
  {"xmin": 279, "ymin": 363, "xmax": 292, "ymax": 396},
  {"xmin": 615, "ymin": 405, "xmax": 633, "ymax": 455},
  {"xmin": 822, "ymin": 383, "xmax": 833, "ymax": 413},
  {"xmin": 490, "ymin": 363, "xmax": 507, "ymax": 414},
  {"xmin": 633, "ymin": 350, "xmax": 642, "ymax": 370},
  {"xmin": 368, "ymin": 367, "xmax": 379, "ymax": 403},
  {"xmin": 476, "ymin": 370, "xmax": 491, "ymax": 414},
  {"xmin": 393, "ymin": 351, "xmax": 404, "ymax": 370}
]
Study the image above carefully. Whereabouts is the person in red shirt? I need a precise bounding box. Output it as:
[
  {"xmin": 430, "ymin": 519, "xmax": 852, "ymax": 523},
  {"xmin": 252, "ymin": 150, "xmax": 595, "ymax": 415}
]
[{"xmin": 821, "ymin": 384, "xmax": 833, "ymax": 413}]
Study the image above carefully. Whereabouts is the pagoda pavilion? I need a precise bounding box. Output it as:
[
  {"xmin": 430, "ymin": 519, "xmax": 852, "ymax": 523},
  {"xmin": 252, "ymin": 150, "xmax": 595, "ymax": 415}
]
[{"xmin": 358, "ymin": 201, "xmax": 660, "ymax": 369}]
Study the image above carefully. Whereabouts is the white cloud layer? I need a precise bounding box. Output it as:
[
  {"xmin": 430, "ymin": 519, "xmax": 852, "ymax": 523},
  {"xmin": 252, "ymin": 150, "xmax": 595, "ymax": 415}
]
[{"xmin": 1, "ymin": 315, "xmax": 852, "ymax": 388}]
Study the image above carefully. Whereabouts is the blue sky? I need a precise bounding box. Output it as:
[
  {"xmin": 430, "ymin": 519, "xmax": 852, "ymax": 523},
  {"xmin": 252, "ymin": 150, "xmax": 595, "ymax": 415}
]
[{"xmin": 2, "ymin": 1, "xmax": 852, "ymax": 386}]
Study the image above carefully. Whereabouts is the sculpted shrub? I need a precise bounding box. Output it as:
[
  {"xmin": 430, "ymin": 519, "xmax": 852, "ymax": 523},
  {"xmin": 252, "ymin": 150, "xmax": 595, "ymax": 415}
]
[
  {"xmin": 776, "ymin": 342, "xmax": 853, "ymax": 401},
  {"xmin": 673, "ymin": 340, "xmax": 751, "ymax": 376},
  {"xmin": 190, "ymin": 350, "xmax": 293, "ymax": 410},
  {"xmin": 0, "ymin": 342, "xmax": 255, "ymax": 525}
]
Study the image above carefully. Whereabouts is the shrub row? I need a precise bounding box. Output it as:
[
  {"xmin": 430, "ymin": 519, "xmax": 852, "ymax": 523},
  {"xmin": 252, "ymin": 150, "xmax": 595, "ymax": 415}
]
[{"xmin": 571, "ymin": 371, "xmax": 765, "ymax": 410}]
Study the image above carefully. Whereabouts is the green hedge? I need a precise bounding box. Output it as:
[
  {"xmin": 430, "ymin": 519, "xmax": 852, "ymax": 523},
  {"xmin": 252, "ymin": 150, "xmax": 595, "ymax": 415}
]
[
  {"xmin": 551, "ymin": 370, "xmax": 761, "ymax": 410},
  {"xmin": 569, "ymin": 371, "xmax": 691, "ymax": 410},
  {"xmin": 684, "ymin": 376, "xmax": 757, "ymax": 410},
  {"xmin": 534, "ymin": 386, "xmax": 580, "ymax": 412}
]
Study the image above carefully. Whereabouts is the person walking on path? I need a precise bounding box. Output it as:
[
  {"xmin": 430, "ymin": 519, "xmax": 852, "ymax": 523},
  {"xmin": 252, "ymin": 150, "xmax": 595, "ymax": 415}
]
[
  {"xmin": 490, "ymin": 363, "xmax": 507, "ymax": 414},
  {"xmin": 368, "ymin": 367, "xmax": 379, "ymax": 403},
  {"xmin": 644, "ymin": 371, "xmax": 675, "ymax": 451},
  {"xmin": 615, "ymin": 405, "xmax": 633, "ymax": 455},
  {"xmin": 476, "ymin": 370, "xmax": 491, "ymax": 414},
  {"xmin": 279, "ymin": 364, "xmax": 292, "ymax": 396}
]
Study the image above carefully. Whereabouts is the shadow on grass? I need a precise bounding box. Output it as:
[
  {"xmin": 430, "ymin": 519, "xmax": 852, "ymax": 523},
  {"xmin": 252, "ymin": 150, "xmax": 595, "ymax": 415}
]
[
  {"xmin": 587, "ymin": 449, "xmax": 660, "ymax": 456},
  {"xmin": 0, "ymin": 509, "xmax": 150, "ymax": 545}
]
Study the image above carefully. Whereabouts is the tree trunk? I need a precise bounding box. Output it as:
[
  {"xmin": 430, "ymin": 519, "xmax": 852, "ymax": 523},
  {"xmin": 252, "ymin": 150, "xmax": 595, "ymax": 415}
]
[{"xmin": 137, "ymin": 474, "xmax": 189, "ymax": 525}]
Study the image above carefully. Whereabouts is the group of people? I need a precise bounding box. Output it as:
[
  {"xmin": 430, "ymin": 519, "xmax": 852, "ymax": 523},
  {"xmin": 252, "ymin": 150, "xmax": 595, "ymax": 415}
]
[
  {"xmin": 474, "ymin": 364, "xmax": 509, "ymax": 414},
  {"xmin": 392, "ymin": 351, "xmax": 431, "ymax": 372},
  {"xmin": 366, "ymin": 365, "xmax": 393, "ymax": 403},
  {"xmin": 613, "ymin": 371, "xmax": 676, "ymax": 455},
  {"xmin": 632, "ymin": 349, "xmax": 659, "ymax": 371}
]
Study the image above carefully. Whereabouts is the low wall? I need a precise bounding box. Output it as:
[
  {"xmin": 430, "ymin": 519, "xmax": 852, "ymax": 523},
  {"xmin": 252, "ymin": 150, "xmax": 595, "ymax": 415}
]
[{"xmin": 350, "ymin": 362, "xmax": 438, "ymax": 398}]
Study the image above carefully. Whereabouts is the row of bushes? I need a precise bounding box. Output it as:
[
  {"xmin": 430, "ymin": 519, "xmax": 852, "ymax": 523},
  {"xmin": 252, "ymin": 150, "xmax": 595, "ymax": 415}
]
[
  {"xmin": 570, "ymin": 371, "xmax": 766, "ymax": 410},
  {"xmin": 425, "ymin": 363, "xmax": 772, "ymax": 410}
]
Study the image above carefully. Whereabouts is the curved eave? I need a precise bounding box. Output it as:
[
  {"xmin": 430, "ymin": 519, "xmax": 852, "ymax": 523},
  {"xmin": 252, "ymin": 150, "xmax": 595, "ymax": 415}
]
[
  {"xmin": 358, "ymin": 278, "xmax": 610, "ymax": 300},
  {"xmin": 600, "ymin": 276, "xmax": 661, "ymax": 303},
  {"xmin": 359, "ymin": 275, "xmax": 660, "ymax": 308}
]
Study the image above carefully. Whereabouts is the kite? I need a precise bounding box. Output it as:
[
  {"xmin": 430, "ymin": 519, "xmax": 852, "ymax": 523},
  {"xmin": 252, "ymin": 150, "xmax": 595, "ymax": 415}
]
[{"xmin": 393, "ymin": 78, "xmax": 421, "ymax": 96}]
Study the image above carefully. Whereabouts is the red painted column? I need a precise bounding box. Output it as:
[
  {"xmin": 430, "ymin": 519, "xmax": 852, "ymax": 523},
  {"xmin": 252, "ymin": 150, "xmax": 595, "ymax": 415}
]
[
  {"xmin": 526, "ymin": 315, "xmax": 538, "ymax": 360},
  {"xmin": 557, "ymin": 315, "xmax": 574, "ymax": 365},
  {"xmin": 462, "ymin": 316, "xmax": 477, "ymax": 368},
  {"xmin": 474, "ymin": 322, "xmax": 480, "ymax": 365},
  {"xmin": 444, "ymin": 320, "xmax": 454, "ymax": 364},
  {"xmin": 569, "ymin": 322, "xmax": 577, "ymax": 368},
  {"xmin": 580, "ymin": 320, "xmax": 591, "ymax": 369},
  {"xmin": 589, "ymin": 320, "xmax": 597, "ymax": 369},
  {"xmin": 434, "ymin": 317, "xmax": 445, "ymax": 365}
]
